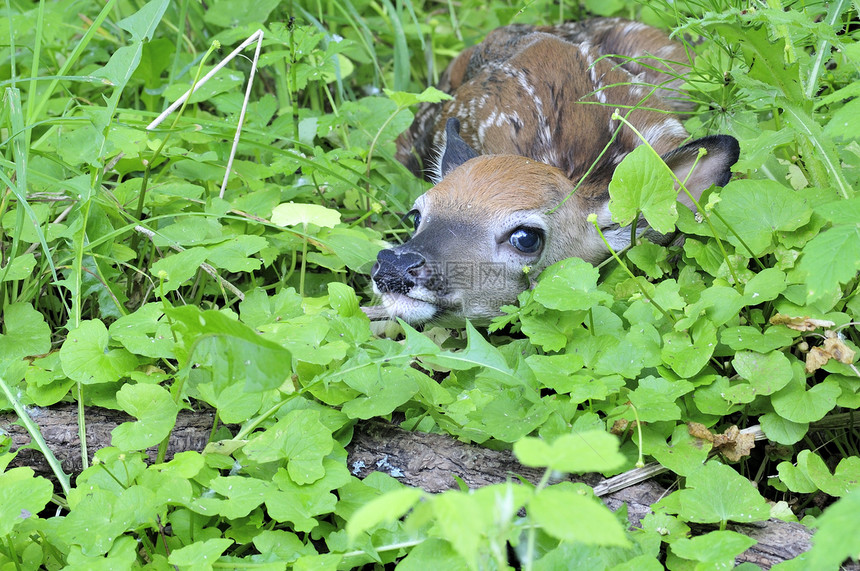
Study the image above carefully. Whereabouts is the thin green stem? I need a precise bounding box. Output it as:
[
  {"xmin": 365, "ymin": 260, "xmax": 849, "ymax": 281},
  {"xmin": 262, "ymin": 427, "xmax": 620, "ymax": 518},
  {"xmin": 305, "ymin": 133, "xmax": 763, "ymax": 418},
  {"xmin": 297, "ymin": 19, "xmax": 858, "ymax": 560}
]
[
  {"xmin": 0, "ymin": 374, "xmax": 71, "ymax": 495},
  {"xmin": 589, "ymin": 214, "xmax": 676, "ymax": 325}
]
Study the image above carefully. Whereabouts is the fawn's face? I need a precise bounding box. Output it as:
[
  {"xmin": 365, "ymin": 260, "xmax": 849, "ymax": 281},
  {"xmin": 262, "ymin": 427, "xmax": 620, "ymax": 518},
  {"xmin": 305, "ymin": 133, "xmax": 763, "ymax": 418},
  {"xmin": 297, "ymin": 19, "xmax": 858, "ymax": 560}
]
[{"xmin": 372, "ymin": 155, "xmax": 590, "ymax": 325}]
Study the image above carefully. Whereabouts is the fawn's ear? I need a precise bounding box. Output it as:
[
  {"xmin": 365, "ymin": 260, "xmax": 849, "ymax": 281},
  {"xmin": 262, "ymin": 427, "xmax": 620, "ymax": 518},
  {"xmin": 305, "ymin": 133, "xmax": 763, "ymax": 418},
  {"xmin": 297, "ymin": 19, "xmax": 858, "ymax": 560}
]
[
  {"xmin": 435, "ymin": 118, "xmax": 480, "ymax": 181},
  {"xmin": 661, "ymin": 135, "xmax": 740, "ymax": 209}
]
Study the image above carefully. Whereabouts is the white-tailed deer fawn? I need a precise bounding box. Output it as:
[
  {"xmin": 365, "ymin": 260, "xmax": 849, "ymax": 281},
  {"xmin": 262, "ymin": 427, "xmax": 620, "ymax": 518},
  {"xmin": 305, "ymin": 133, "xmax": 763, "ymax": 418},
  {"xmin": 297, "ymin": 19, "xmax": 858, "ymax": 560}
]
[{"xmin": 371, "ymin": 18, "xmax": 740, "ymax": 326}]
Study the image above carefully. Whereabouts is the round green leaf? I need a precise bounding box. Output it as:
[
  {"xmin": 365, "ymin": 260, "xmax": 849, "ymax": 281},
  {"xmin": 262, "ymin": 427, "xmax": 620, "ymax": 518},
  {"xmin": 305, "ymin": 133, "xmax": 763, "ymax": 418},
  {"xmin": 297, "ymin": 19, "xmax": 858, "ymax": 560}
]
[
  {"xmin": 529, "ymin": 486, "xmax": 630, "ymax": 546},
  {"xmin": 59, "ymin": 320, "xmax": 138, "ymax": 385}
]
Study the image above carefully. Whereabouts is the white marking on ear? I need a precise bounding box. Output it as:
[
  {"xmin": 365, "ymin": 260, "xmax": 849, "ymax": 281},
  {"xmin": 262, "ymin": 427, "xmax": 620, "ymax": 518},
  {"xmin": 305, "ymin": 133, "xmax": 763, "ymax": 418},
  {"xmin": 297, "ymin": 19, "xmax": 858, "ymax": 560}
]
[{"xmin": 641, "ymin": 119, "xmax": 687, "ymax": 147}]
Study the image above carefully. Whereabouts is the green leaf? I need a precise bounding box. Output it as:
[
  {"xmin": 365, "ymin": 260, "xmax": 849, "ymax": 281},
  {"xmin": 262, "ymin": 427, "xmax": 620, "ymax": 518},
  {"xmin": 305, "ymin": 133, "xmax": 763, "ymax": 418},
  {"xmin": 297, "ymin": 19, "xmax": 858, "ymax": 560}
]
[
  {"xmin": 628, "ymin": 376, "xmax": 694, "ymax": 422},
  {"xmin": 815, "ymin": 195, "xmax": 860, "ymax": 226},
  {"xmin": 424, "ymin": 322, "xmax": 515, "ymax": 379},
  {"xmin": 239, "ymin": 287, "xmax": 303, "ymax": 328},
  {"xmin": 205, "ymin": 235, "xmax": 267, "ymax": 273},
  {"xmin": 796, "ymin": 223, "xmax": 860, "ymax": 303},
  {"xmin": 732, "ymin": 350, "xmax": 793, "ymax": 395},
  {"xmin": 265, "ymin": 459, "xmax": 350, "ymax": 533},
  {"xmin": 806, "ymin": 488, "xmax": 860, "ymax": 569},
  {"xmin": 341, "ymin": 366, "xmax": 421, "ymax": 419},
  {"xmin": 520, "ymin": 309, "xmax": 584, "ymax": 351},
  {"xmin": 527, "ymin": 354, "xmax": 584, "ymax": 390},
  {"xmin": 168, "ymin": 305, "xmax": 292, "ymax": 395},
  {"xmin": 317, "ymin": 226, "xmax": 387, "ymax": 273},
  {"xmin": 244, "ymin": 409, "xmax": 333, "ymax": 484},
  {"xmin": 58, "ymin": 487, "xmax": 137, "ymax": 556},
  {"xmin": 346, "ymin": 487, "xmax": 423, "ymax": 540},
  {"xmin": 168, "ymin": 538, "xmax": 233, "ymax": 570},
  {"xmin": 529, "ymin": 485, "xmax": 630, "ymax": 546},
  {"xmin": 271, "ymin": 202, "xmax": 341, "ymax": 228},
  {"xmin": 742, "ymin": 267, "xmax": 787, "ymax": 303},
  {"xmin": 676, "ymin": 461, "xmax": 771, "ymax": 524},
  {"xmin": 117, "ymin": 0, "xmax": 170, "ymax": 42},
  {"xmin": 327, "ymin": 282, "xmax": 361, "ymax": 317},
  {"xmin": 150, "ymin": 247, "xmax": 210, "ymax": 294},
  {"xmin": 112, "ymin": 383, "xmax": 179, "ymax": 450},
  {"xmin": 676, "ymin": 286, "xmax": 744, "ymax": 330},
  {"xmin": 795, "ymin": 450, "xmax": 860, "ymax": 497},
  {"xmin": 385, "ymin": 86, "xmax": 452, "ymax": 107},
  {"xmin": 93, "ymin": 44, "xmax": 142, "ymax": 88},
  {"xmin": 109, "ymin": 303, "xmax": 175, "ymax": 359},
  {"xmin": 670, "ymin": 530, "xmax": 756, "ymax": 564},
  {"xmin": 661, "ymin": 320, "xmax": 717, "ymax": 378},
  {"xmin": 649, "ymin": 426, "xmax": 711, "ymax": 478},
  {"xmin": 532, "ymin": 258, "xmax": 613, "ymax": 312},
  {"xmin": 0, "ymin": 302, "xmax": 51, "ymax": 361},
  {"xmin": 0, "ymin": 468, "xmax": 53, "ymax": 536},
  {"xmin": 514, "ymin": 431, "xmax": 626, "ymax": 473},
  {"xmin": 626, "ymin": 241, "xmax": 669, "ymax": 279},
  {"xmin": 0, "ymin": 253, "xmax": 36, "ymax": 281},
  {"xmin": 396, "ymin": 538, "xmax": 470, "ymax": 570},
  {"xmin": 608, "ymin": 145, "xmax": 678, "ymax": 234},
  {"xmin": 693, "ymin": 376, "xmax": 748, "ymax": 416},
  {"xmin": 714, "ymin": 180, "xmax": 812, "ymax": 256},
  {"xmin": 188, "ymin": 476, "xmax": 269, "ymax": 519},
  {"xmin": 776, "ymin": 456, "xmax": 819, "ymax": 495},
  {"xmin": 720, "ymin": 326, "xmax": 794, "ymax": 353},
  {"xmin": 59, "ymin": 320, "xmax": 138, "ymax": 385},
  {"xmin": 771, "ymin": 376, "xmax": 840, "ymax": 423},
  {"xmin": 466, "ymin": 393, "xmax": 551, "ymax": 442},
  {"xmin": 760, "ymin": 413, "xmax": 808, "ymax": 445}
]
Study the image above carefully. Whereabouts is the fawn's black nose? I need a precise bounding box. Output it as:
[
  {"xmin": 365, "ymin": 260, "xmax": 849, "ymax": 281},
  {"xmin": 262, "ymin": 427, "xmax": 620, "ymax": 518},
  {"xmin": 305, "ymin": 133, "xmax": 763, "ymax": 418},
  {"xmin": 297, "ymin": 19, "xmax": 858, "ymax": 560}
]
[{"xmin": 371, "ymin": 249, "xmax": 426, "ymax": 294}]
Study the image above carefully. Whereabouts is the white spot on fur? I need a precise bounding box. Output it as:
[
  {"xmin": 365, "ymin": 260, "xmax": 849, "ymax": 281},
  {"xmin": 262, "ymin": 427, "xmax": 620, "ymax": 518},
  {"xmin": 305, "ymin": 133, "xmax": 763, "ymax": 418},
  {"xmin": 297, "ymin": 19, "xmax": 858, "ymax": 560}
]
[{"xmin": 641, "ymin": 118, "xmax": 686, "ymax": 146}]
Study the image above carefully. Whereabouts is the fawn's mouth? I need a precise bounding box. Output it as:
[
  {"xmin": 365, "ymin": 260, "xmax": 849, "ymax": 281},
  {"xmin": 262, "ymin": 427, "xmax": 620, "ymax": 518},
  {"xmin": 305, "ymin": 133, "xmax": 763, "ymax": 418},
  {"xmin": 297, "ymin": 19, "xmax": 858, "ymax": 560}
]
[{"xmin": 376, "ymin": 291, "xmax": 439, "ymax": 324}]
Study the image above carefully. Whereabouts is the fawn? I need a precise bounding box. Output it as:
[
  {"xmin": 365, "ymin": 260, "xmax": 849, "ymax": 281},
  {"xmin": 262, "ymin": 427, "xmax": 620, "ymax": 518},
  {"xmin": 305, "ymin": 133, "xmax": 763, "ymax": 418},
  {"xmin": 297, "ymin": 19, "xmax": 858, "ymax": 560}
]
[{"xmin": 370, "ymin": 18, "xmax": 740, "ymax": 326}]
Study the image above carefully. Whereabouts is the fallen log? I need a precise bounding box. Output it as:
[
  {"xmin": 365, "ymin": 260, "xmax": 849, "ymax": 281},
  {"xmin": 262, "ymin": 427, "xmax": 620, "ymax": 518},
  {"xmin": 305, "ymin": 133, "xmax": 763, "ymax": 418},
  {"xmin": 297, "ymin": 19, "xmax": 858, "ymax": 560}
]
[{"xmin": 1, "ymin": 405, "xmax": 848, "ymax": 569}]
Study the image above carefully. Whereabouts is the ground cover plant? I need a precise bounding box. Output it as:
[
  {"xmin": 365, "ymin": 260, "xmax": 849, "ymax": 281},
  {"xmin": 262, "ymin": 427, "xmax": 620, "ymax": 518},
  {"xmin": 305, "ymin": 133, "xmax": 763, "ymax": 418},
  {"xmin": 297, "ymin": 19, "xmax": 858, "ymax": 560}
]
[{"xmin": 1, "ymin": 0, "xmax": 859, "ymax": 568}]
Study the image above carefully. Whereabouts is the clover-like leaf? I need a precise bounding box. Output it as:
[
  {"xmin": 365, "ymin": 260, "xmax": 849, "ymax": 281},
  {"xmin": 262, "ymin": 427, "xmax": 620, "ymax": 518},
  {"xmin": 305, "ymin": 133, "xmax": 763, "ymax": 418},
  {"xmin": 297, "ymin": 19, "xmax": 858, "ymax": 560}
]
[
  {"xmin": 0, "ymin": 302, "xmax": 51, "ymax": 361},
  {"xmin": 346, "ymin": 487, "xmax": 424, "ymax": 540},
  {"xmin": 732, "ymin": 350, "xmax": 793, "ymax": 395},
  {"xmin": 529, "ymin": 485, "xmax": 630, "ymax": 546},
  {"xmin": 533, "ymin": 258, "xmax": 613, "ymax": 311},
  {"xmin": 112, "ymin": 383, "xmax": 179, "ymax": 450},
  {"xmin": 59, "ymin": 320, "xmax": 138, "ymax": 385},
  {"xmin": 243, "ymin": 409, "xmax": 333, "ymax": 484},
  {"xmin": 677, "ymin": 461, "xmax": 770, "ymax": 524},
  {"xmin": 714, "ymin": 179, "xmax": 812, "ymax": 256},
  {"xmin": 608, "ymin": 144, "xmax": 678, "ymax": 234},
  {"xmin": 0, "ymin": 468, "xmax": 53, "ymax": 536},
  {"xmin": 514, "ymin": 430, "xmax": 625, "ymax": 473},
  {"xmin": 671, "ymin": 530, "xmax": 756, "ymax": 564}
]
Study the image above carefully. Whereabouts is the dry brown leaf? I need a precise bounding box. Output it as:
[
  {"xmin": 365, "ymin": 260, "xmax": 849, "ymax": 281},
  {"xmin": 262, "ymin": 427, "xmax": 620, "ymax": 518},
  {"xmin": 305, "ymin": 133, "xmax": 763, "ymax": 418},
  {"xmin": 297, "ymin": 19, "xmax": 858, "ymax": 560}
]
[
  {"xmin": 806, "ymin": 336, "xmax": 857, "ymax": 372},
  {"xmin": 823, "ymin": 337, "xmax": 856, "ymax": 364},
  {"xmin": 610, "ymin": 419, "xmax": 629, "ymax": 435},
  {"xmin": 805, "ymin": 346, "xmax": 831, "ymax": 373},
  {"xmin": 687, "ymin": 422, "xmax": 755, "ymax": 462},
  {"xmin": 688, "ymin": 421, "xmax": 714, "ymax": 442},
  {"xmin": 769, "ymin": 314, "xmax": 836, "ymax": 331},
  {"xmin": 610, "ymin": 419, "xmax": 641, "ymax": 435}
]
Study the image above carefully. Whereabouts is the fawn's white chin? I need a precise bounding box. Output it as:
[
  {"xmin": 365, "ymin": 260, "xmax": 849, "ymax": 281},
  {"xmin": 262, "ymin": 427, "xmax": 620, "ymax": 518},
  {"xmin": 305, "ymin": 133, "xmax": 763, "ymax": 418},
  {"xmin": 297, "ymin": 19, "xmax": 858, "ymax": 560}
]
[{"xmin": 379, "ymin": 292, "xmax": 438, "ymax": 324}]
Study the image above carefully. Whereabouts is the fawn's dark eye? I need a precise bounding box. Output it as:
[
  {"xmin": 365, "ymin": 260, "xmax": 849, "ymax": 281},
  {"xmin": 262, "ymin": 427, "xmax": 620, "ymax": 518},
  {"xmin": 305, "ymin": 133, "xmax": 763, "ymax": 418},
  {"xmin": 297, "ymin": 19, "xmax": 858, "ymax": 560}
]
[
  {"xmin": 509, "ymin": 227, "xmax": 543, "ymax": 254},
  {"xmin": 406, "ymin": 210, "xmax": 421, "ymax": 232}
]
